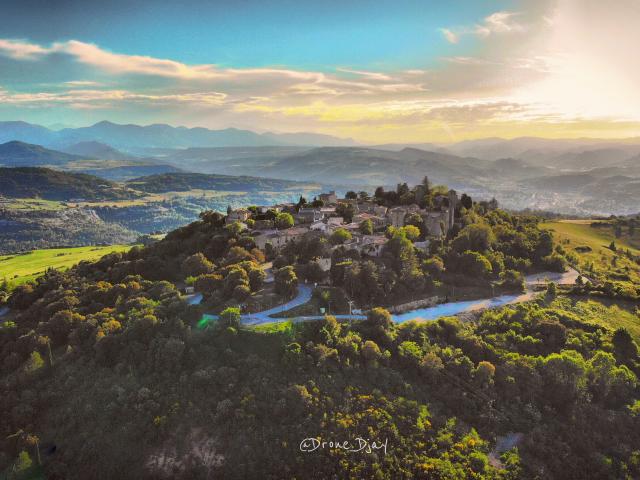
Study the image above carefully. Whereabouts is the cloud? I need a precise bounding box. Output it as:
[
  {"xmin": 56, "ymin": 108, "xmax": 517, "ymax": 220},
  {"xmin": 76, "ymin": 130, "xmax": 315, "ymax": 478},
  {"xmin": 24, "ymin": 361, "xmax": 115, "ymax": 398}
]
[
  {"xmin": 440, "ymin": 28, "xmax": 459, "ymax": 44},
  {"xmin": 0, "ymin": 88, "xmax": 228, "ymax": 108},
  {"xmin": 440, "ymin": 10, "xmax": 524, "ymax": 43},
  {"xmin": 0, "ymin": 39, "xmax": 48, "ymax": 59},
  {"xmin": 335, "ymin": 68, "xmax": 393, "ymax": 81},
  {"xmin": 64, "ymin": 80, "xmax": 104, "ymax": 87},
  {"xmin": 1, "ymin": 0, "xmax": 639, "ymax": 144}
]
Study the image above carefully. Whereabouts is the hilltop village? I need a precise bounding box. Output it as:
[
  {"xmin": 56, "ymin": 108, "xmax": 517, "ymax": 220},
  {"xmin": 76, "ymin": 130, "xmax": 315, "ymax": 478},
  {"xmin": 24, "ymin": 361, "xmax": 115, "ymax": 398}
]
[
  {"xmin": 170, "ymin": 177, "xmax": 538, "ymax": 315},
  {"xmin": 230, "ymin": 180, "xmax": 462, "ymax": 266}
]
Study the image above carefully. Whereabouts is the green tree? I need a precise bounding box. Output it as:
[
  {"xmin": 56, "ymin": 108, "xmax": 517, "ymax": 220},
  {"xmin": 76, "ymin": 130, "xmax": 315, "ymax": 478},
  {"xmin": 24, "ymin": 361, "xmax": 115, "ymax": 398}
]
[
  {"xmin": 219, "ymin": 307, "xmax": 241, "ymax": 329},
  {"xmin": 15, "ymin": 450, "xmax": 33, "ymax": 474},
  {"xmin": 330, "ymin": 228, "xmax": 352, "ymax": 245},
  {"xmin": 451, "ymin": 224, "xmax": 495, "ymax": 253},
  {"xmin": 366, "ymin": 307, "xmax": 393, "ymax": 329},
  {"xmin": 274, "ymin": 266, "xmax": 298, "ymax": 297},
  {"xmin": 181, "ymin": 253, "xmax": 215, "ymax": 277},
  {"xmin": 401, "ymin": 225, "xmax": 420, "ymax": 241},
  {"xmin": 361, "ymin": 340, "xmax": 382, "ymax": 364},
  {"xmin": 459, "ymin": 251, "xmax": 493, "ymax": 278},
  {"xmin": 359, "ymin": 219, "xmax": 373, "ymax": 235},
  {"xmin": 24, "ymin": 351, "xmax": 44, "ymax": 374},
  {"xmin": 336, "ymin": 202, "xmax": 355, "ymax": 223},
  {"xmin": 612, "ymin": 328, "xmax": 638, "ymax": 361},
  {"xmin": 275, "ymin": 212, "xmax": 294, "ymax": 229}
]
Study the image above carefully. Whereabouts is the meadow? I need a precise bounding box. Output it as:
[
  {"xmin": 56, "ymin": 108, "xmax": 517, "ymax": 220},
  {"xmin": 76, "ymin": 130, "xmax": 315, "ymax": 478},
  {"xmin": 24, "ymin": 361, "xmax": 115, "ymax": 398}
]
[
  {"xmin": 0, "ymin": 244, "xmax": 134, "ymax": 287},
  {"xmin": 541, "ymin": 219, "xmax": 640, "ymax": 284}
]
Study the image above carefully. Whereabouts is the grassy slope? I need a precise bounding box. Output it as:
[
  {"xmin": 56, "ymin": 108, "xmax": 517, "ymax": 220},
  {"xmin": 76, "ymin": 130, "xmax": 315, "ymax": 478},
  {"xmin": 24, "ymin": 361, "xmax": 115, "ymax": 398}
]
[
  {"xmin": 540, "ymin": 219, "xmax": 640, "ymax": 283},
  {"xmin": 540, "ymin": 220, "xmax": 640, "ymax": 339},
  {"xmin": 550, "ymin": 296, "xmax": 640, "ymax": 341},
  {"xmin": 0, "ymin": 245, "xmax": 133, "ymax": 286}
]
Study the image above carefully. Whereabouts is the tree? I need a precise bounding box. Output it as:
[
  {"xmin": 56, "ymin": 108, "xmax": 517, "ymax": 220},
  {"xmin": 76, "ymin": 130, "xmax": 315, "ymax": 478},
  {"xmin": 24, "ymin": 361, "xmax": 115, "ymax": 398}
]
[
  {"xmin": 401, "ymin": 225, "xmax": 420, "ymax": 241},
  {"xmin": 330, "ymin": 228, "xmax": 352, "ymax": 245},
  {"xmin": 405, "ymin": 213, "xmax": 426, "ymax": 238},
  {"xmin": 23, "ymin": 351, "xmax": 44, "ymax": 374},
  {"xmin": 359, "ymin": 219, "xmax": 373, "ymax": 235},
  {"xmin": 423, "ymin": 257, "xmax": 445, "ymax": 278},
  {"xmin": 366, "ymin": 307, "xmax": 393, "ymax": 329},
  {"xmin": 335, "ymin": 202, "xmax": 355, "ymax": 223},
  {"xmin": 345, "ymin": 191, "xmax": 358, "ymax": 200},
  {"xmin": 460, "ymin": 193, "xmax": 473, "ymax": 210},
  {"xmin": 545, "ymin": 281, "xmax": 558, "ymax": 299},
  {"xmin": 451, "ymin": 224, "xmax": 495, "ymax": 253},
  {"xmin": 541, "ymin": 350, "xmax": 587, "ymax": 411},
  {"xmin": 475, "ymin": 361, "xmax": 496, "ymax": 386},
  {"xmin": 219, "ymin": 307, "xmax": 241, "ymax": 329},
  {"xmin": 612, "ymin": 328, "xmax": 638, "ymax": 361},
  {"xmin": 181, "ymin": 253, "xmax": 215, "ymax": 277},
  {"xmin": 275, "ymin": 266, "xmax": 298, "ymax": 297},
  {"xmin": 15, "ymin": 450, "xmax": 33, "ymax": 474},
  {"xmin": 361, "ymin": 340, "xmax": 382, "ymax": 364},
  {"xmin": 275, "ymin": 212, "xmax": 294, "ymax": 229},
  {"xmin": 541, "ymin": 253, "xmax": 567, "ymax": 272},
  {"xmin": 459, "ymin": 251, "xmax": 493, "ymax": 278}
]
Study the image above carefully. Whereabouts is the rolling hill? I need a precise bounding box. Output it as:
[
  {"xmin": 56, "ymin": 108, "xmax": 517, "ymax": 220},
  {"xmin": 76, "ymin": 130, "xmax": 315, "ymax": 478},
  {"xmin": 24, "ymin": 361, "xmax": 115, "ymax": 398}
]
[
  {"xmin": 61, "ymin": 141, "xmax": 137, "ymax": 161},
  {"xmin": 0, "ymin": 167, "xmax": 140, "ymax": 201},
  {"xmin": 126, "ymin": 172, "xmax": 321, "ymax": 194},
  {"xmin": 0, "ymin": 141, "xmax": 85, "ymax": 167}
]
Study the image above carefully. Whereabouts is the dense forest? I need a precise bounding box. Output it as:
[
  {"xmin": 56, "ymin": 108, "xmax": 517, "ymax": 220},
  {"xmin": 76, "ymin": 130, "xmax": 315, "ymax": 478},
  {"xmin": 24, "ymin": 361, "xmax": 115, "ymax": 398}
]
[{"xmin": 0, "ymin": 185, "xmax": 639, "ymax": 479}]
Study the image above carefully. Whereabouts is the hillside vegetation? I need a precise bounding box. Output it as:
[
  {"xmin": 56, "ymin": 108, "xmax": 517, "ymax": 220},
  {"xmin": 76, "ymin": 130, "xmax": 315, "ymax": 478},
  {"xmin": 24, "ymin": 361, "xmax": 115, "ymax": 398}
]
[
  {"xmin": 0, "ymin": 186, "xmax": 638, "ymax": 479},
  {"xmin": 0, "ymin": 167, "xmax": 140, "ymax": 201},
  {"xmin": 0, "ymin": 141, "xmax": 83, "ymax": 167},
  {"xmin": 127, "ymin": 172, "xmax": 320, "ymax": 194},
  {"xmin": 541, "ymin": 219, "xmax": 640, "ymax": 287}
]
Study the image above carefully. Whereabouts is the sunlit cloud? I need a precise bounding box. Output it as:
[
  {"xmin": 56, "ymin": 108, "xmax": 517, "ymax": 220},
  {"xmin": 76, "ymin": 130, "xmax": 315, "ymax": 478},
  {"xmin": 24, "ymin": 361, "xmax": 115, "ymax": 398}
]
[
  {"xmin": 440, "ymin": 11, "xmax": 524, "ymax": 44},
  {"xmin": 0, "ymin": 0, "xmax": 639, "ymax": 143}
]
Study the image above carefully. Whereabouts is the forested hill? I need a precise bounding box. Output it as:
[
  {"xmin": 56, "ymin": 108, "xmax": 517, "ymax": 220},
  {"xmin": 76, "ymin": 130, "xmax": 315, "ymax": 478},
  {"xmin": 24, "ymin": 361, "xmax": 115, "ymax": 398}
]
[
  {"xmin": 126, "ymin": 171, "xmax": 321, "ymax": 193},
  {"xmin": 0, "ymin": 185, "xmax": 639, "ymax": 479},
  {"xmin": 0, "ymin": 167, "xmax": 140, "ymax": 201},
  {"xmin": 0, "ymin": 141, "xmax": 85, "ymax": 167}
]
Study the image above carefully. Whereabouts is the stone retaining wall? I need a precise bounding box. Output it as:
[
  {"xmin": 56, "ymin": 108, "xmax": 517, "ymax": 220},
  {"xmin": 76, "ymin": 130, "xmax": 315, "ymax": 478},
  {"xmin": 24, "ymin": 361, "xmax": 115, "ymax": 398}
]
[{"xmin": 387, "ymin": 296, "xmax": 442, "ymax": 314}]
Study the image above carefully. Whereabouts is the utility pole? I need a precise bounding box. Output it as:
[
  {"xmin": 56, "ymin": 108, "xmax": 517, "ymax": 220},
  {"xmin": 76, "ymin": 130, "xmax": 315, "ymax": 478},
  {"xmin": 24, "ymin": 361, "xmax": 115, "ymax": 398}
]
[{"xmin": 347, "ymin": 300, "xmax": 355, "ymax": 316}]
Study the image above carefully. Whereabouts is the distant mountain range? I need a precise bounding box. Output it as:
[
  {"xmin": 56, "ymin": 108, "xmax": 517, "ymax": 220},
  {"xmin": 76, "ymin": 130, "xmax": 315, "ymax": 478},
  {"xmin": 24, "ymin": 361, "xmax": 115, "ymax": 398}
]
[
  {"xmin": 0, "ymin": 120, "xmax": 357, "ymax": 150},
  {"xmin": 0, "ymin": 121, "xmax": 638, "ymax": 215},
  {"xmin": 150, "ymin": 145, "xmax": 639, "ymax": 215},
  {"xmin": 0, "ymin": 140, "xmax": 182, "ymax": 181}
]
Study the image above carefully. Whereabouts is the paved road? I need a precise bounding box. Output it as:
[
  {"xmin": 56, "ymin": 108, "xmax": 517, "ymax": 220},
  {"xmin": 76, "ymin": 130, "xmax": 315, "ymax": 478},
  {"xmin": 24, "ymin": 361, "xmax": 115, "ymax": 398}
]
[
  {"xmin": 525, "ymin": 267, "xmax": 581, "ymax": 285},
  {"xmin": 202, "ymin": 267, "xmax": 583, "ymax": 327},
  {"xmin": 241, "ymin": 284, "xmax": 313, "ymax": 325}
]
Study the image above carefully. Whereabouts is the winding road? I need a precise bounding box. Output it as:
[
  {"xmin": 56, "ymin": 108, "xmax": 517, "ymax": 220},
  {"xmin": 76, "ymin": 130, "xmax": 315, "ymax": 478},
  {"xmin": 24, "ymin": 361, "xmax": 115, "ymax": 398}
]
[{"xmin": 196, "ymin": 268, "xmax": 581, "ymax": 327}]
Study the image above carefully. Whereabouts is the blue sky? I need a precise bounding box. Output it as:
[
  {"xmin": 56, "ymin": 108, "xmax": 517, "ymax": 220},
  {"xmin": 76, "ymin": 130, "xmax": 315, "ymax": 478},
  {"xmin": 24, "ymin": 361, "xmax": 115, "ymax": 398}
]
[
  {"xmin": 0, "ymin": 0, "xmax": 509, "ymax": 69},
  {"xmin": 0, "ymin": 0, "xmax": 639, "ymax": 142}
]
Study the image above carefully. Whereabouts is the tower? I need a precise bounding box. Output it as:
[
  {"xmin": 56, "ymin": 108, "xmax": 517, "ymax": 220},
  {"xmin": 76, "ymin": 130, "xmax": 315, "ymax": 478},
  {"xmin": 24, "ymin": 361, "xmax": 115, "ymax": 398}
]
[{"xmin": 447, "ymin": 189, "xmax": 457, "ymax": 230}]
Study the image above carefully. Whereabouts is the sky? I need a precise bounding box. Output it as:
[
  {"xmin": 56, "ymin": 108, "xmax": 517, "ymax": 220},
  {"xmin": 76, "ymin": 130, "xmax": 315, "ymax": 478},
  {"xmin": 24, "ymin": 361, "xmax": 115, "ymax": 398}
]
[{"xmin": 0, "ymin": 0, "xmax": 639, "ymax": 143}]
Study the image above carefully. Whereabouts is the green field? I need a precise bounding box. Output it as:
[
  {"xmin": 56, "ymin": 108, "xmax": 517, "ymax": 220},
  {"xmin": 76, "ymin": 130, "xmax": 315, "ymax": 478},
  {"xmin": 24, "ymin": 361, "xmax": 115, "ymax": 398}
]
[
  {"xmin": 0, "ymin": 198, "xmax": 66, "ymax": 211},
  {"xmin": 0, "ymin": 245, "xmax": 134, "ymax": 286},
  {"xmin": 541, "ymin": 219, "xmax": 640, "ymax": 284}
]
